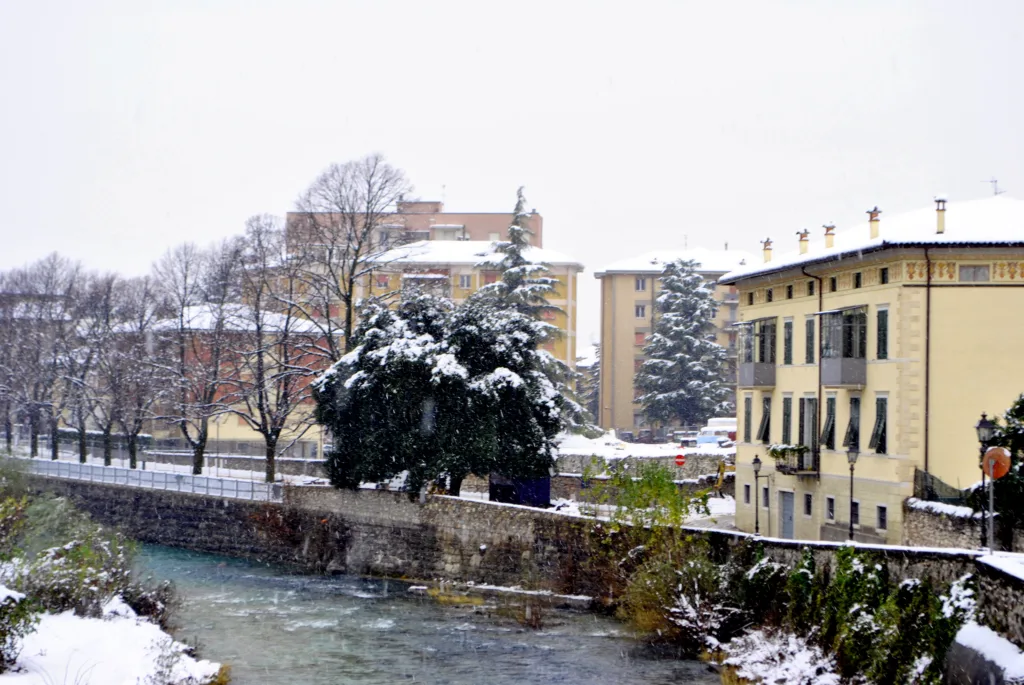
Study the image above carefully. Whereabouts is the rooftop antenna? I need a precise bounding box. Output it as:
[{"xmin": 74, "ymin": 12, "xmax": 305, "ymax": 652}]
[
  {"xmin": 984, "ymin": 178, "xmax": 1006, "ymax": 196},
  {"xmin": 441, "ymin": 184, "xmax": 447, "ymax": 203},
  {"xmin": 684, "ymin": 234, "xmax": 688, "ymax": 249}
]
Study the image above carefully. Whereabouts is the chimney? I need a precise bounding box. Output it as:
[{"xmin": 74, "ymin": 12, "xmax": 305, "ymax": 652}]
[
  {"xmin": 797, "ymin": 229, "xmax": 810, "ymax": 255},
  {"xmin": 762, "ymin": 237, "xmax": 773, "ymax": 263},
  {"xmin": 824, "ymin": 223, "xmax": 836, "ymax": 249},
  {"xmin": 935, "ymin": 195, "xmax": 947, "ymax": 234},
  {"xmin": 867, "ymin": 206, "xmax": 882, "ymax": 239}
]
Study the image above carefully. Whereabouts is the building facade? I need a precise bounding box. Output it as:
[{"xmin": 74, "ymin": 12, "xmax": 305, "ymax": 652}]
[
  {"xmin": 594, "ymin": 248, "xmax": 752, "ymax": 437},
  {"xmin": 372, "ymin": 240, "xmax": 582, "ymax": 369},
  {"xmin": 721, "ymin": 195, "xmax": 1024, "ymax": 544}
]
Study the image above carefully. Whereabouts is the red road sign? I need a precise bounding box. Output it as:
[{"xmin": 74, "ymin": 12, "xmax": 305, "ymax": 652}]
[
  {"xmin": 675, "ymin": 454, "xmax": 686, "ymax": 467},
  {"xmin": 983, "ymin": 446, "xmax": 1011, "ymax": 480}
]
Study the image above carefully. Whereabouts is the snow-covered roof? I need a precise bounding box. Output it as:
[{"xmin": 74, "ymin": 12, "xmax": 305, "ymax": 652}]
[
  {"xmin": 595, "ymin": 247, "xmax": 754, "ymax": 277},
  {"xmin": 376, "ymin": 240, "xmax": 583, "ymax": 269},
  {"xmin": 720, "ymin": 195, "xmax": 1024, "ymax": 284},
  {"xmin": 151, "ymin": 304, "xmax": 321, "ymax": 334}
]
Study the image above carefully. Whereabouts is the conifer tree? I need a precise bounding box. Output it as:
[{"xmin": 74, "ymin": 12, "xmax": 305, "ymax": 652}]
[{"xmin": 636, "ymin": 259, "xmax": 730, "ymax": 429}]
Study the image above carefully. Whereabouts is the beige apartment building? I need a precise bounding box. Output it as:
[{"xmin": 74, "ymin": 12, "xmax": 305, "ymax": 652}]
[
  {"xmin": 722, "ymin": 195, "xmax": 1024, "ymax": 544},
  {"xmin": 594, "ymin": 247, "xmax": 753, "ymax": 436},
  {"xmin": 372, "ymin": 240, "xmax": 583, "ymax": 370}
]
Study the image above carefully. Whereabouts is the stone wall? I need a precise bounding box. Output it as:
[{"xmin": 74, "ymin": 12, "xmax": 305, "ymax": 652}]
[
  {"xmin": 25, "ymin": 474, "xmax": 1024, "ymax": 650},
  {"xmin": 902, "ymin": 499, "xmax": 986, "ymax": 550},
  {"xmin": 554, "ymin": 452, "xmax": 727, "ymax": 480}
]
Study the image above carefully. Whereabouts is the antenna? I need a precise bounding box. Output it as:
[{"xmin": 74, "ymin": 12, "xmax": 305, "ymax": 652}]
[
  {"xmin": 984, "ymin": 178, "xmax": 1006, "ymax": 196},
  {"xmin": 441, "ymin": 184, "xmax": 447, "ymax": 202},
  {"xmin": 684, "ymin": 234, "xmax": 688, "ymax": 249}
]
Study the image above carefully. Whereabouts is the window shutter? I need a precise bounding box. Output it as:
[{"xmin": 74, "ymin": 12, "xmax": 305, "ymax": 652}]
[
  {"xmin": 743, "ymin": 396, "xmax": 753, "ymax": 443},
  {"xmin": 756, "ymin": 398, "xmax": 771, "ymax": 443},
  {"xmin": 798, "ymin": 399, "xmax": 805, "ymax": 447},
  {"xmin": 805, "ymin": 319, "xmax": 815, "ymax": 364},
  {"xmin": 821, "ymin": 397, "xmax": 836, "ymax": 449},
  {"xmin": 869, "ymin": 397, "xmax": 887, "ymax": 453},
  {"xmin": 877, "ymin": 309, "xmax": 888, "ymax": 360},
  {"xmin": 843, "ymin": 397, "xmax": 861, "ymax": 449},
  {"xmin": 782, "ymin": 397, "xmax": 792, "ymax": 444},
  {"xmin": 783, "ymin": 321, "xmax": 793, "ymax": 365}
]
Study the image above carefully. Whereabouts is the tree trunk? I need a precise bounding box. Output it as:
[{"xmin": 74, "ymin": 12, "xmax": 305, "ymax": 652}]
[
  {"xmin": 3, "ymin": 407, "xmax": 11, "ymax": 454},
  {"xmin": 265, "ymin": 442, "xmax": 276, "ymax": 483},
  {"xmin": 127, "ymin": 433, "xmax": 138, "ymax": 469},
  {"xmin": 192, "ymin": 419, "xmax": 207, "ymax": 475},
  {"xmin": 29, "ymin": 408, "xmax": 38, "ymax": 457},
  {"xmin": 102, "ymin": 428, "xmax": 113, "ymax": 466},
  {"xmin": 449, "ymin": 473, "xmax": 464, "ymax": 497},
  {"xmin": 50, "ymin": 416, "xmax": 59, "ymax": 460},
  {"xmin": 78, "ymin": 425, "xmax": 88, "ymax": 464}
]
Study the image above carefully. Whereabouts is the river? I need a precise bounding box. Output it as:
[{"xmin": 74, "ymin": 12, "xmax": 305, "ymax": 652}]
[{"xmin": 137, "ymin": 546, "xmax": 719, "ymax": 685}]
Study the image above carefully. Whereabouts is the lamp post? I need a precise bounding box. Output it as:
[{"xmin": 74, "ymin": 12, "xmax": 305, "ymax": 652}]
[
  {"xmin": 752, "ymin": 455, "xmax": 762, "ymax": 535},
  {"xmin": 975, "ymin": 413, "xmax": 997, "ymax": 549},
  {"xmin": 847, "ymin": 448, "xmax": 860, "ymax": 541}
]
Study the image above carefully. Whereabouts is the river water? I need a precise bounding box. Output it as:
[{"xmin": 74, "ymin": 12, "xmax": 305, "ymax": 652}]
[{"xmin": 137, "ymin": 546, "xmax": 719, "ymax": 685}]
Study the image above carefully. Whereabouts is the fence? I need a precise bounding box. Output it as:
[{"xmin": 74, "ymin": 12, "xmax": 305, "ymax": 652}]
[{"xmin": 19, "ymin": 458, "xmax": 283, "ymax": 503}]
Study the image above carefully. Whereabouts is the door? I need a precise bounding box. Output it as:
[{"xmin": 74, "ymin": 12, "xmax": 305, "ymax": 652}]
[{"xmin": 780, "ymin": 492, "xmax": 795, "ymax": 539}]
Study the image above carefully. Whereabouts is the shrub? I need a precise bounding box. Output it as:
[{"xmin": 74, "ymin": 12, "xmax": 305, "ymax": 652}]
[
  {"xmin": 122, "ymin": 579, "xmax": 180, "ymax": 632},
  {"xmin": 0, "ymin": 497, "xmax": 28, "ymax": 561},
  {"xmin": 820, "ymin": 547, "xmax": 888, "ymax": 677},
  {"xmin": 0, "ymin": 587, "xmax": 37, "ymax": 673},
  {"xmin": 784, "ymin": 547, "xmax": 823, "ymax": 634}
]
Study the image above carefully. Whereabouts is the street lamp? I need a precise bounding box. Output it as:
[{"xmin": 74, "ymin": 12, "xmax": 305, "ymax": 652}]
[
  {"xmin": 847, "ymin": 448, "xmax": 860, "ymax": 541},
  {"xmin": 975, "ymin": 413, "xmax": 997, "ymax": 549},
  {"xmin": 752, "ymin": 455, "xmax": 762, "ymax": 535}
]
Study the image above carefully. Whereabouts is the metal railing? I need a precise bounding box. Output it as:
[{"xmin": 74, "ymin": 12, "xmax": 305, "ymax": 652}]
[{"xmin": 20, "ymin": 458, "xmax": 283, "ymax": 503}]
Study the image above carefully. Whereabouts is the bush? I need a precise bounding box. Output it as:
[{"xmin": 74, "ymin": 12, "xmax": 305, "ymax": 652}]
[
  {"xmin": 0, "ymin": 587, "xmax": 38, "ymax": 673},
  {"xmin": 122, "ymin": 579, "xmax": 180, "ymax": 632}
]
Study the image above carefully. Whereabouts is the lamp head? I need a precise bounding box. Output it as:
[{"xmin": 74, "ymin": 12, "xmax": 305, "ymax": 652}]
[
  {"xmin": 976, "ymin": 413, "xmax": 997, "ymax": 445},
  {"xmin": 846, "ymin": 449, "xmax": 860, "ymax": 466},
  {"xmin": 752, "ymin": 455, "xmax": 762, "ymax": 475}
]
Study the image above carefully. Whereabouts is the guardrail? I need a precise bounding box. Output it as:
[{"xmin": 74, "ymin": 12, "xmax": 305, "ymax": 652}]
[{"xmin": 19, "ymin": 458, "xmax": 283, "ymax": 503}]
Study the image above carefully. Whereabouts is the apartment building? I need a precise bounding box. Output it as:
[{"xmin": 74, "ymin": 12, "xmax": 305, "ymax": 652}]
[
  {"xmin": 594, "ymin": 247, "xmax": 753, "ymax": 435},
  {"xmin": 371, "ymin": 240, "xmax": 583, "ymax": 369},
  {"xmin": 721, "ymin": 195, "xmax": 1024, "ymax": 544}
]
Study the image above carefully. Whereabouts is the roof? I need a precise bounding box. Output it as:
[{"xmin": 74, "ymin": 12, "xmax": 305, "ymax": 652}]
[
  {"xmin": 376, "ymin": 240, "xmax": 583, "ymax": 269},
  {"xmin": 152, "ymin": 304, "xmax": 321, "ymax": 334},
  {"xmin": 720, "ymin": 195, "xmax": 1024, "ymax": 284},
  {"xmin": 594, "ymin": 247, "xmax": 754, "ymax": 277}
]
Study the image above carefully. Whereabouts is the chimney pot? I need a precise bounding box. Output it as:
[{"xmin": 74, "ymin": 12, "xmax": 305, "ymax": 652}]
[
  {"xmin": 935, "ymin": 196, "xmax": 947, "ymax": 234},
  {"xmin": 867, "ymin": 206, "xmax": 882, "ymax": 239},
  {"xmin": 823, "ymin": 224, "xmax": 836, "ymax": 249},
  {"xmin": 761, "ymin": 237, "xmax": 773, "ymax": 263},
  {"xmin": 797, "ymin": 229, "xmax": 810, "ymax": 255}
]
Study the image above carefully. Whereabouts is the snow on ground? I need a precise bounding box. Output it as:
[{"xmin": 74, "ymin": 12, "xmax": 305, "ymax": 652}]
[
  {"xmin": 723, "ymin": 629, "xmax": 841, "ymax": 685},
  {"xmin": 1, "ymin": 598, "xmax": 221, "ymax": 685},
  {"xmin": 956, "ymin": 622, "xmax": 1024, "ymax": 682},
  {"xmin": 555, "ymin": 431, "xmax": 733, "ymax": 460}
]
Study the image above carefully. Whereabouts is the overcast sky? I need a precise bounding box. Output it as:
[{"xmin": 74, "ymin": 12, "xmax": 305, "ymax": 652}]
[{"xmin": 2, "ymin": 0, "xmax": 1022, "ymax": 346}]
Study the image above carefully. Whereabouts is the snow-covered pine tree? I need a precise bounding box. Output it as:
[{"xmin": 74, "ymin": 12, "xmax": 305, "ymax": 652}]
[{"xmin": 636, "ymin": 259, "xmax": 730, "ymax": 429}]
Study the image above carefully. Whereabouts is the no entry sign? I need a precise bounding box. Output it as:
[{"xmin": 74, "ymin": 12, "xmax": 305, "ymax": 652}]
[{"xmin": 675, "ymin": 454, "xmax": 686, "ymax": 467}]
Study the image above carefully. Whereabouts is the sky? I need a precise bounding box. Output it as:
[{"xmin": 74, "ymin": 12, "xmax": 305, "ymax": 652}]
[{"xmin": 1, "ymin": 0, "xmax": 1022, "ymax": 346}]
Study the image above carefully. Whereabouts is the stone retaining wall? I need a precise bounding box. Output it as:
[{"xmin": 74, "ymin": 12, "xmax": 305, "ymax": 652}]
[{"xmin": 554, "ymin": 452, "xmax": 727, "ymax": 480}]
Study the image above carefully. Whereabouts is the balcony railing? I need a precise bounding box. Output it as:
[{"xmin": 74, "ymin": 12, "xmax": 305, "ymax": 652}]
[
  {"xmin": 772, "ymin": 448, "xmax": 819, "ymax": 476},
  {"xmin": 739, "ymin": 362, "xmax": 775, "ymax": 388},
  {"xmin": 821, "ymin": 357, "xmax": 866, "ymax": 386}
]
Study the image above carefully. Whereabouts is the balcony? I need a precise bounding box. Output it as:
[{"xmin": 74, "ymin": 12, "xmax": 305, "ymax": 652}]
[
  {"xmin": 821, "ymin": 357, "xmax": 866, "ymax": 387},
  {"xmin": 739, "ymin": 362, "xmax": 775, "ymax": 388},
  {"xmin": 771, "ymin": 447, "xmax": 819, "ymax": 476}
]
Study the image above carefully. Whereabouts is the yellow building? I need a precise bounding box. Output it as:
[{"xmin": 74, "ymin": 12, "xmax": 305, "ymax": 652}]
[
  {"xmin": 594, "ymin": 248, "xmax": 753, "ymax": 436},
  {"xmin": 371, "ymin": 240, "xmax": 583, "ymax": 370},
  {"xmin": 721, "ymin": 195, "xmax": 1024, "ymax": 544}
]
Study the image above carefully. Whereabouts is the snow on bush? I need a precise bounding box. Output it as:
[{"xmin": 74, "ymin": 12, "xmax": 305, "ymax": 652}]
[
  {"xmin": 723, "ymin": 629, "xmax": 841, "ymax": 685},
  {"xmin": 0, "ymin": 584, "xmax": 36, "ymax": 673}
]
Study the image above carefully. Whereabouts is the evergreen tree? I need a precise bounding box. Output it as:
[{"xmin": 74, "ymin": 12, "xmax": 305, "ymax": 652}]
[
  {"xmin": 636, "ymin": 259, "xmax": 730, "ymax": 429},
  {"xmin": 576, "ymin": 344, "xmax": 600, "ymax": 421},
  {"xmin": 968, "ymin": 393, "xmax": 1024, "ymax": 548}
]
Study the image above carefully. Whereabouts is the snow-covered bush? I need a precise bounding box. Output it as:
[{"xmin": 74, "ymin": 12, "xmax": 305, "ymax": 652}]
[
  {"xmin": 723, "ymin": 629, "xmax": 840, "ymax": 685},
  {"xmin": 122, "ymin": 578, "xmax": 180, "ymax": 632},
  {"xmin": 820, "ymin": 547, "xmax": 889, "ymax": 676},
  {"xmin": 783, "ymin": 547, "xmax": 825, "ymax": 634},
  {"xmin": 0, "ymin": 585, "xmax": 38, "ymax": 672}
]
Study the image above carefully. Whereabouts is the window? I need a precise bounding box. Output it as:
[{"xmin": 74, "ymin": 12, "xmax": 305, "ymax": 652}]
[
  {"xmin": 783, "ymin": 319, "xmax": 793, "ymax": 365},
  {"xmin": 960, "ymin": 265, "xmax": 990, "ymax": 282},
  {"xmin": 756, "ymin": 396, "xmax": 771, "ymax": 443},
  {"xmin": 786, "ymin": 284, "xmax": 794, "ymax": 300},
  {"xmin": 375, "ymin": 274, "xmax": 390, "ymax": 288},
  {"xmin": 782, "ymin": 396, "xmax": 792, "ymax": 444},
  {"xmin": 744, "ymin": 484, "xmax": 751, "ymax": 505},
  {"xmin": 483, "ymin": 272, "xmax": 499, "ymax": 284},
  {"xmin": 635, "ymin": 277, "xmax": 647, "ymax": 291},
  {"xmin": 766, "ymin": 288, "xmax": 774, "ymax": 303},
  {"xmin": 799, "ymin": 397, "xmax": 818, "ymax": 451},
  {"xmin": 854, "ymin": 272, "xmax": 862, "ymax": 289},
  {"xmin": 880, "ymin": 267, "xmax": 889, "ymax": 285},
  {"xmin": 743, "ymin": 396, "xmax": 753, "ymax": 442},
  {"xmin": 869, "ymin": 396, "xmax": 887, "ymax": 454},
  {"xmin": 635, "ymin": 304, "xmax": 646, "ymax": 318},
  {"xmin": 805, "ymin": 317, "xmax": 815, "ymax": 364},
  {"xmin": 634, "ymin": 332, "xmax": 646, "ymax": 346},
  {"xmin": 762, "ymin": 486, "xmax": 769, "ymax": 508},
  {"xmin": 826, "ymin": 496, "xmax": 835, "ymax": 521},
  {"xmin": 458, "ymin": 274, "xmax": 472, "ymax": 289},
  {"xmin": 804, "ymin": 493, "xmax": 813, "ymax": 517},
  {"xmin": 822, "ymin": 307, "xmax": 867, "ymax": 359},
  {"xmin": 877, "ymin": 505, "xmax": 888, "ymax": 531},
  {"xmin": 807, "ymin": 280, "xmax": 815, "ymax": 296},
  {"xmin": 843, "ymin": 396, "xmax": 861, "ymax": 450},
  {"xmin": 821, "ymin": 395, "xmax": 836, "ymax": 449},
  {"xmin": 829, "ymin": 276, "xmax": 838, "ymax": 292},
  {"xmin": 876, "ymin": 308, "xmax": 889, "ymax": 360},
  {"xmin": 740, "ymin": 318, "xmax": 777, "ymax": 364},
  {"xmin": 747, "ymin": 292, "xmax": 754, "ymax": 305},
  {"xmin": 851, "ymin": 501, "xmax": 860, "ymax": 526}
]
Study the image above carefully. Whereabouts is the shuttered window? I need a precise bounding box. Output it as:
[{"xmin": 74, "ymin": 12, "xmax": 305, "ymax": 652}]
[
  {"xmin": 756, "ymin": 397, "xmax": 771, "ymax": 443},
  {"xmin": 782, "ymin": 397, "xmax": 792, "ymax": 444},
  {"xmin": 805, "ymin": 318, "xmax": 815, "ymax": 364},
  {"xmin": 798, "ymin": 399, "xmax": 805, "ymax": 447},
  {"xmin": 783, "ymin": 320, "xmax": 793, "ymax": 365},
  {"xmin": 821, "ymin": 396, "xmax": 836, "ymax": 449},
  {"xmin": 843, "ymin": 396, "xmax": 861, "ymax": 450},
  {"xmin": 877, "ymin": 308, "xmax": 889, "ymax": 360},
  {"xmin": 743, "ymin": 396, "xmax": 753, "ymax": 443},
  {"xmin": 869, "ymin": 396, "xmax": 887, "ymax": 454}
]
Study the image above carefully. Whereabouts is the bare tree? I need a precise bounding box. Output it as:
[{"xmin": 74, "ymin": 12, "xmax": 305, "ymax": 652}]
[
  {"xmin": 289, "ymin": 154, "xmax": 413, "ymax": 361},
  {"xmin": 114, "ymin": 276, "xmax": 164, "ymax": 468},
  {"xmin": 0, "ymin": 270, "xmax": 17, "ymax": 453},
  {"xmin": 223, "ymin": 215, "xmax": 321, "ymax": 483},
  {"xmin": 153, "ymin": 241, "xmax": 242, "ymax": 474}
]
